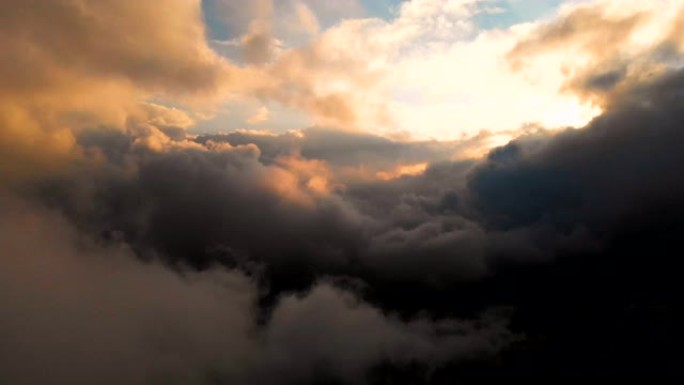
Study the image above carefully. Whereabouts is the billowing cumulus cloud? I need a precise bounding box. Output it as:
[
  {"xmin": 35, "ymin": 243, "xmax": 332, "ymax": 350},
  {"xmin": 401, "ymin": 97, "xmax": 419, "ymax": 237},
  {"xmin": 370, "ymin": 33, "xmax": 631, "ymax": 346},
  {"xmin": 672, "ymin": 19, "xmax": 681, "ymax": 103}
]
[
  {"xmin": 0, "ymin": 197, "xmax": 514, "ymax": 384},
  {"xmin": 507, "ymin": 0, "xmax": 684, "ymax": 107},
  {"xmin": 207, "ymin": 0, "xmax": 682, "ymax": 140},
  {"xmin": 0, "ymin": 0, "xmax": 236, "ymax": 182},
  {"xmin": 2, "ymin": 0, "xmax": 684, "ymax": 382},
  {"xmin": 23, "ymin": 61, "xmax": 684, "ymax": 284}
]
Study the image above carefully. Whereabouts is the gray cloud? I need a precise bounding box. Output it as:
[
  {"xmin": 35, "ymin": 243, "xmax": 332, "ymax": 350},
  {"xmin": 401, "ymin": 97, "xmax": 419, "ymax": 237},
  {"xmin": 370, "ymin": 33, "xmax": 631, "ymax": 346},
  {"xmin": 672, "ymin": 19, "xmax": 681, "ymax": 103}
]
[{"xmin": 0, "ymin": 195, "xmax": 513, "ymax": 384}]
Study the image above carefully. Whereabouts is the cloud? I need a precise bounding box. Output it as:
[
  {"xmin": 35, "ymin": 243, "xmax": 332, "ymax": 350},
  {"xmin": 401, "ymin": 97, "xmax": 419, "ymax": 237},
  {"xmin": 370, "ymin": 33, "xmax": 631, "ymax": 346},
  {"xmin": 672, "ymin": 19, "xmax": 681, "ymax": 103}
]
[
  {"xmin": 0, "ymin": 196, "xmax": 513, "ymax": 384},
  {"xmin": 4, "ymin": 0, "xmax": 684, "ymax": 379},
  {"xmin": 292, "ymin": 1, "xmax": 321, "ymax": 36},
  {"xmin": 214, "ymin": 0, "xmax": 682, "ymax": 141},
  {"xmin": 247, "ymin": 106, "xmax": 271, "ymax": 124},
  {"xmin": 237, "ymin": 0, "xmax": 281, "ymax": 65},
  {"xmin": 0, "ymin": 196, "xmax": 258, "ymax": 384},
  {"xmin": 34, "ymin": 56, "xmax": 684, "ymax": 286},
  {"xmin": 0, "ymin": 0, "xmax": 231, "ymax": 95},
  {"xmin": 376, "ymin": 162, "xmax": 428, "ymax": 180},
  {"xmin": 507, "ymin": 0, "xmax": 684, "ymax": 107},
  {"xmin": 4, "ymin": 0, "xmax": 679, "ymax": 289},
  {"xmin": 469, "ymin": 67, "xmax": 684, "ymax": 234},
  {"xmin": 207, "ymin": 0, "xmax": 600, "ymax": 138},
  {"xmin": 257, "ymin": 283, "xmax": 514, "ymax": 384},
  {"xmin": 19, "ymin": 56, "xmax": 676, "ymax": 293},
  {"xmin": 197, "ymin": 127, "xmax": 494, "ymax": 176},
  {"xmin": 0, "ymin": 0, "xmax": 249, "ymax": 183}
]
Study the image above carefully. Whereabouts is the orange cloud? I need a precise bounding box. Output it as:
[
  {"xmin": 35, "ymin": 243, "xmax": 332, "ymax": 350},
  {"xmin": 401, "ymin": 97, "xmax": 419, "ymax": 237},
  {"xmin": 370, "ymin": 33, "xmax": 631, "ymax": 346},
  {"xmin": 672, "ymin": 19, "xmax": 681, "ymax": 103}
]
[
  {"xmin": 0, "ymin": 0, "xmax": 242, "ymax": 183},
  {"xmin": 247, "ymin": 106, "xmax": 271, "ymax": 125},
  {"xmin": 376, "ymin": 162, "xmax": 428, "ymax": 181},
  {"xmin": 262, "ymin": 156, "xmax": 335, "ymax": 207},
  {"xmin": 665, "ymin": 7, "xmax": 684, "ymax": 53},
  {"xmin": 507, "ymin": 1, "xmax": 684, "ymax": 108}
]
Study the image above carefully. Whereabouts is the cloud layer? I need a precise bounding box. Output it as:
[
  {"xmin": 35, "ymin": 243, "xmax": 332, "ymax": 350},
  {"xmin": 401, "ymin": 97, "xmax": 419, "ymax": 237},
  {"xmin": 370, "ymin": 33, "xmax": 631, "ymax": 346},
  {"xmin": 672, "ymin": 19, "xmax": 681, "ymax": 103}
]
[{"xmin": 2, "ymin": 0, "xmax": 684, "ymax": 382}]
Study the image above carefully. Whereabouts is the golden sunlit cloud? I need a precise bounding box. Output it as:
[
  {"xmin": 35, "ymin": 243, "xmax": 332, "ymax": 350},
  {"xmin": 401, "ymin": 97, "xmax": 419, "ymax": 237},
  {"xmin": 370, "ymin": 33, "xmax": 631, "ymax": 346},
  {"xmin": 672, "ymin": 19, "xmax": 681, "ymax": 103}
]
[
  {"xmin": 204, "ymin": 0, "xmax": 684, "ymax": 145},
  {"xmin": 247, "ymin": 106, "xmax": 271, "ymax": 125},
  {"xmin": 0, "ymin": 0, "xmax": 234, "ymax": 181},
  {"xmin": 2, "ymin": 0, "xmax": 684, "ymax": 186},
  {"xmin": 376, "ymin": 163, "xmax": 429, "ymax": 181},
  {"xmin": 2, "ymin": 2, "xmax": 684, "ymax": 382}
]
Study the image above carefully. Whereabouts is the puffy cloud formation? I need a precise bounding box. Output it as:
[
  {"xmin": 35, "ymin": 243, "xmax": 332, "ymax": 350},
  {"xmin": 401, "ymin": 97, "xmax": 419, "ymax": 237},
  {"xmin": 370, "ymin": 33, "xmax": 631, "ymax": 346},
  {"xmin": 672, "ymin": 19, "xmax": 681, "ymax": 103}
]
[
  {"xmin": 0, "ymin": 0, "xmax": 226, "ymax": 93},
  {"xmin": 2, "ymin": 0, "xmax": 684, "ymax": 382},
  {"xmin": 0, "ymin": 197, "xmax": 514, "ymax": 385},
  {"xmin": 0, "ymin": 0, "xmax": 236, "ymax": 181},
  {"xmin": 507, "ymin": 0, "xmax": 684, "ymax": 107},
  {"xmin": 244, "ymin": 0, "xmax": 683, "ymax": 138}
]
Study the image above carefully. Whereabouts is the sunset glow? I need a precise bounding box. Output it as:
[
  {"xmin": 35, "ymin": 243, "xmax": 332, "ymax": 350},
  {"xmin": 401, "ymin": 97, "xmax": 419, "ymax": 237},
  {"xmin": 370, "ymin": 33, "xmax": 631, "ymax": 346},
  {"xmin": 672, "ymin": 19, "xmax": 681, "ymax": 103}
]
[{"xmin": 2, "ymin": 0, "xmax": 684, "ymax": 382}]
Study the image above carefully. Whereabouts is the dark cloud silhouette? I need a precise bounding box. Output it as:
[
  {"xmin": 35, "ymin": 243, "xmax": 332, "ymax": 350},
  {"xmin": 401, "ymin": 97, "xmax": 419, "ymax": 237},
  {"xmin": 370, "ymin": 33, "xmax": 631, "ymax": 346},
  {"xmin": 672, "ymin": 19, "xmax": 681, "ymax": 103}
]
[
  {"xmin": 405, "ymin": 67, "xmax": 684, "ymax": 375},
  {"xmin": 469, "ymin": 68, "xmax": 684, "ymax": 234}
]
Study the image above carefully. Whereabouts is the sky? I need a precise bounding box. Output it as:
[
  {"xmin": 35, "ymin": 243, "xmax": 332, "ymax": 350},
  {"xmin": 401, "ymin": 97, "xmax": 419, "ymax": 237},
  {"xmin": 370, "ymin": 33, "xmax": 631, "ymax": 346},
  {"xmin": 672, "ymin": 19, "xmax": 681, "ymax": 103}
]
[
  {"xmin": 1, "ymin": 0, "xmax": 684, "ymax": 383},
  {"xmin": 196, "ymin": 0, "xmax": 594, "ymax": 140}
]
